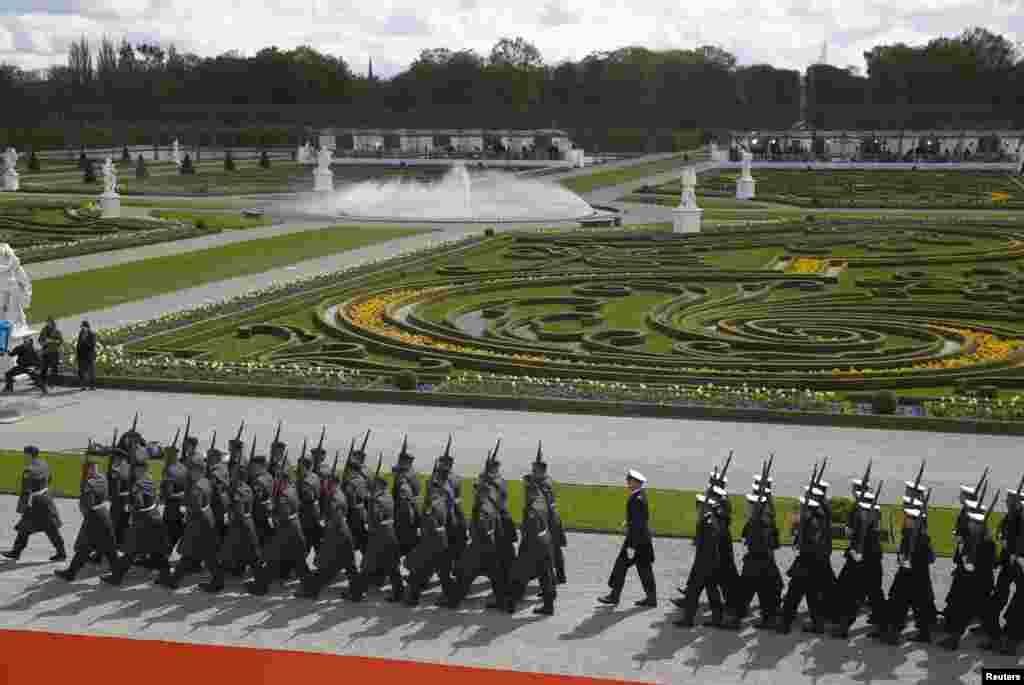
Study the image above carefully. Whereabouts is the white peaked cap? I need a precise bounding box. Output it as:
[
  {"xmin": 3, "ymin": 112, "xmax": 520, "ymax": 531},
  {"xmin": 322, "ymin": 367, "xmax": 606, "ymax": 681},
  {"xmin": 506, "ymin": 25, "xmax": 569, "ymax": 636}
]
[
  {"xmin": 905, "ymin": 481, "xmax": 926, "ymax": 492},
  {"xmin": 627, "ymin": 470, "xmax": 646, "ymax": 483}
]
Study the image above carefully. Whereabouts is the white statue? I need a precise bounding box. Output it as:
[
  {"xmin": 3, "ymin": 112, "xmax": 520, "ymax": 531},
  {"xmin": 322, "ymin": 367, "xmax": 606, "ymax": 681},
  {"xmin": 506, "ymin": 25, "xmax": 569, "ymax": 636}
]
[
  {"xmin": 102, "ymin": 158, "xmax": 117, "ymax": 195},
  {"xmin": 2, "ymin": 148, "xmax": 18, "ymax": 172},
  {"xmin": 679, "ymin": 167, "xmax": 698, "ymax": 209},
  {"xmin": 317, "ymin": 147, "xmax": 333, "ymax": 170},
  {"xmin": 171, "ymin": 139, "xmax": 182, "ymax": 168},
  {"xmin": 0, "ymin": 244, "xmax": 32, "ymax": 334},
  {"xmin": 313, "ymin": 147, "xmax": 334, "ymax": 192},
  {"xmin": 740, "ymin": 149, "xmax": 753, "ymax": 179}
]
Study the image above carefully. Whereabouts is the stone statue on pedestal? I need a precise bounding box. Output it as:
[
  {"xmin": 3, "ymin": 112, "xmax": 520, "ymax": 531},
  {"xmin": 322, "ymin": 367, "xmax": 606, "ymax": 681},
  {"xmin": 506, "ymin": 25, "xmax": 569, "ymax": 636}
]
[
  {"xmin": 2, "ymin": 148, "xmax": 19, "ymax": 192},
  {"xmin": 0, "ymin": 244, "xmax": 32, "ymax": 335},
  {"xmin": 172, "ymin": 139, "xmax": 182, "ymax": 169},
  {"xmin": 99, "ymin": 157, "xmax": 121, "ymax": 218},
  {"xmin": 679, "ymin": 167, "xmax": 698, "ymax": 209},
  {"xmin": 740, "ymin": 149, "xmax": 753, "ymax": 179},
  {"xmin": 317, "ymin": 147, "xmax": 333, "ymax": 171},
  {"xmin": 736, "ymin": 150, "xmax": 756, "ymax": 200},
  {"xmin": 314, "ymin": 147, "xmax": 334, "ymax": 192},
  {"xmin": 102, "ymin": 158, "xmax": 117, "ymax": 195}
]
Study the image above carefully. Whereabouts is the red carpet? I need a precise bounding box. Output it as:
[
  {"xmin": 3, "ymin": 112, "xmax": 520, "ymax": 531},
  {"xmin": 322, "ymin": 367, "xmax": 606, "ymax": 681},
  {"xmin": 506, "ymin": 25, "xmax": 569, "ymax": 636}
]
[{"xmin": 0, "ymin": 629, "xmax": 647, "ymax": 685}]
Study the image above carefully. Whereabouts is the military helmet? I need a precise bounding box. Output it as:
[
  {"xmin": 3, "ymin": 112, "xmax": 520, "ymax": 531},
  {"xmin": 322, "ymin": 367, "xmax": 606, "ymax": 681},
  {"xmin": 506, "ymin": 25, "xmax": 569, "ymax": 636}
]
[
  {"xmin": 132, "ymin": 448, "xmax": 149, "ymax": 469},
  {"xmin": 24, "ymin": 445, "xmax": 39, "ymax": 458},
  {"xmin": 111, "ymin": 447, "xmax": 131, "ymax": 462}
]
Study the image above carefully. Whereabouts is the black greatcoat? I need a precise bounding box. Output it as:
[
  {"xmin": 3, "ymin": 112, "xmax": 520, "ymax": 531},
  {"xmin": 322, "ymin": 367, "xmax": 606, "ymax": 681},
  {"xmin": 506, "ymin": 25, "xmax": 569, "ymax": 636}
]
[
  {"xmin": 74, "ymin": 472, "xmax": 118, "ymax": 559},
  {"xmin": 261, "ymin": 484, "xmax": 308, "ymax": 570},
  {"xmin": 404, "ymin": 493, "xmax": 452, "ymax": 597},
  {"xmin": 177, "ymin": 475, "xmax": 219, "ymax": 564},
  {"xmin": 297, "ymin": 470, "xmax": 323, "ymax": 552},
  {"xmin": 218, "ymin": 481, "xmax": 262, "ymax": 569},
  {"xmin": 343, "ymin": 466, "xmax": 371, "ymax": 553},
  {"xmin": 160, "ymin": 460, "xmax": 188, "ymax": 552},
  {"xmin": 16, "ymin": 459, "xmax": 62, "ymax": 534},
  {"xmin": 312, "ymin": 488, "xmax": 356, "ymax": 577},
  {"xmin": 361, "ymin": 490, "xmax": 401, "ymax": 577},
  {"xmin": 250, "ymin": 470, "xmax": 276, "ymax": 548},
  {"xmin": 511, "ymin": 497, "xmax": 555, "ymax": 599},
  {"xmin": 120, "ymin": 474, "xmax": 169, "ymax": 559},
  {"xmin": 393, "ymin": 471, "xmax": 421, "ymax": 557}
]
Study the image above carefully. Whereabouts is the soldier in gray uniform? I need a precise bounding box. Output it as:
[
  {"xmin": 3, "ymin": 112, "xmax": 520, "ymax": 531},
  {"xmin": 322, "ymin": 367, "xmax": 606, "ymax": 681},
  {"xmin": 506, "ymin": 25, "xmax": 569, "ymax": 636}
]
[
  {"xmin": 507, "ymin": 474, "xmax": 557, "ymax": 615},
  {"xmin": 349, "ymin": 458, "xmax": 402, "ymax": 602},
  {"xmin": 343, "ymin": 433, "xmax": 372, "ymax": 555},
  {"xmin": 297, "ymin": 442, "xmax": 323, "ymax": 555},
  {"xmin": 4, "ymin": 446, "xmax": 65, "ymax": 561},
  {"xmin": 155, "ymin": 452, "xmax": 221, "ymax": 589},
  {"xmin": 247, "ymin": 471, "xmax": 309, "ymax": 595},
  {"xmin": 531, "ymin": 443, "xmax": 566, "ymax": 587},
  {"xmin": 161, "ymin": 438, "xmax": 188, "ymax": 556},
  {"xmin": 297, "ymin": 454, "xmax": 357, "ymax": 599},
  {"xmin": 216, "ymin": 448, "xmax": 262, "ymax": 585},
  {"xmin": 102, "ymin": 449, "xmax": 170, "ymax": 584},
  {"xmin": 392, "ymin": 436, "xmax": 422, "ymax": 564},
  {"xmin": 248, "ymin": 447, "xmax": 275, "ymax": 549},
  {"xmin": 480, "ymin": 442, "xmax": 518, "ymax": 599},
  {"xmin": 108, "ymin": 447, "xmax": 133, "ymax": 548},
  {"xmin": 55, "ymin": 453, "xmax": 119, "ymax": 580},
  {"xmin": 435, "ymin": 436, "xmax": 467, "ymax": 594},
  {"xmin": 403, "ymin": 466, "xmax": 453, "ymax": 606}
]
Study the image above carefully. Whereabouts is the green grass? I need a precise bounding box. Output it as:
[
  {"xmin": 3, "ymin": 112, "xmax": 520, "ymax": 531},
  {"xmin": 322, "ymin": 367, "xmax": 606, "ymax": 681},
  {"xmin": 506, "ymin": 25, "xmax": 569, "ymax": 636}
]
[
  {"xmin": 560, "ymin": 155, "xmax": 687, "ymax": 194},
  {"xmin": 0, "ymin": 448, "xmax": 985, "ymax": 557},
  {"xmin": 149, "ymin": 210, "xmax": 275, "ymax": 231},
  {"xmin": 30, "ymin": 224, "xmax": 431, "ymax": 320}
]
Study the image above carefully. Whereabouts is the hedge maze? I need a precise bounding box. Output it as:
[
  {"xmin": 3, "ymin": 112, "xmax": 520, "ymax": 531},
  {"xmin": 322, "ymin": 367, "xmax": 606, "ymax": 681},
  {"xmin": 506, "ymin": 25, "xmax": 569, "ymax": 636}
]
[
  {"xmin": 116, "ymin": 218, "xmax": 1024, "ymax": 397},
  {"xmin": 642, "ymin": 169, "xmax": 1024, "ymax": 210}
]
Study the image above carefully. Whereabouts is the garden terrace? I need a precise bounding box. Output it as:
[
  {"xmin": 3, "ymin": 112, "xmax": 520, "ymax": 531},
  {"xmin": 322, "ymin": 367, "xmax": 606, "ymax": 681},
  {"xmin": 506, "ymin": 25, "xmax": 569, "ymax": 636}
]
[
  {"xmin": 98, "ymin": 219, "xmax": 1024, "ymax": 405},
  {"xmin": 641, "ymin": 169, "xmax": 1024, "ymax": 210}
]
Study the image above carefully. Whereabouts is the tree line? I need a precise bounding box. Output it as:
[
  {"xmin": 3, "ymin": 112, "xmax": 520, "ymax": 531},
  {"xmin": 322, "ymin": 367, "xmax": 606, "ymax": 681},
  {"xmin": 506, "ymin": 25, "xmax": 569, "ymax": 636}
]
[{"xmin": 1, "ymin": 28, "xmax": 1021, "ymax": 138}]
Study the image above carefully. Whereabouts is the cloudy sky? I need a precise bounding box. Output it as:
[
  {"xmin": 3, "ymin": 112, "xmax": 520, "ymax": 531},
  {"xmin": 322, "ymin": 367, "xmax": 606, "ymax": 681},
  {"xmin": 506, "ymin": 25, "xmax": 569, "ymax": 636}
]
[{"xmin": 1, "ymin": 0, "xmax": 1022, "ymax": 77}]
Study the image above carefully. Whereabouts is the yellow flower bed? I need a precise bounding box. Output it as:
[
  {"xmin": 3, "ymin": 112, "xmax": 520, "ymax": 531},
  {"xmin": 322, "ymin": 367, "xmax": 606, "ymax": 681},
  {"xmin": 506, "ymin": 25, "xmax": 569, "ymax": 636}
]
[
  {"xmin": 345, "ymin": 289, "xmax": 547, "ymax": 363},
  {"xmin": 830, "ymin": 328, "xmax": 1023, "ymax": 376},
  {"xmin": 991, "ymin": 192, "xmax": 1011, "ymax": 202},
  {"xmin": 786, "ymin": 257, "xmax": 826, "ymax": 274}
]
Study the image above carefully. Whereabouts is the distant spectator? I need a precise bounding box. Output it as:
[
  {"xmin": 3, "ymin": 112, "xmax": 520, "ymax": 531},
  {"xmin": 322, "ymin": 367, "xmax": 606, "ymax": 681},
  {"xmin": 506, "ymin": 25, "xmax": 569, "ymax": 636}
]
[
  {"xmin": 259, "ymin": 151, "xmax": 270, "ymax": 168},
  {"xmin": 180, "ymin": 154, "xmax": 195, "ymax": 175},
  {"xmin": 76, "ymin": 321, "xmax": 96, "ymax": 391},
  {"xmin": 38, "ymin": 317, "xmax": 63, "ymax": 387},
  {"xmin": 136, "ymin": 155, "xmax": 147, "ymax": 179},
  {"xmin": 121, "ymin": 145, "xmax": 131, "ymax": 163},
  {"xmin": 27, "ymin": 152, "xmax": 39, "ymax": 172},
  {"xmin": 4, "ymin": 336, "xmax": 43, "ymax": 394}
]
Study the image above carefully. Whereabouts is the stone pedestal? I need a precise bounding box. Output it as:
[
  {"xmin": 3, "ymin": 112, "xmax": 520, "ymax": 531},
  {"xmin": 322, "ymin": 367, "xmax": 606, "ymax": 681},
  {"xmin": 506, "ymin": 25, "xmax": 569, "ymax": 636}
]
[
  {"xmin": 314, "ymin": 169, "xmax": 334, "ymax": 192},
  {"xmin": 672, "ymin": 206, "xmax": 703, "ymax": 234},
  {"xmin": 100, "ymin": 192, "xmax": 121, "ymax": 218},
  {"xmin": 2, "ymin": 171, "xmax": 18, "ymax": 192},
  {"xmin": 736, "ymin": 177, "xmax": 756, "ymax": 200}
]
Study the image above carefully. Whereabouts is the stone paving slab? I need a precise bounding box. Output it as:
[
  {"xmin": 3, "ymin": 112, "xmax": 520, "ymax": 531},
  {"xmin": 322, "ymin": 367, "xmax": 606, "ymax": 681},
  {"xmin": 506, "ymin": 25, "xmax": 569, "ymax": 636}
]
[
  {"xmin": 0, "ymin": 495, "xmax": 1016, "ymax": 685},
  {"xmin": 0, "ymin": 387, "xmax": 1017, "ymax": 507}
]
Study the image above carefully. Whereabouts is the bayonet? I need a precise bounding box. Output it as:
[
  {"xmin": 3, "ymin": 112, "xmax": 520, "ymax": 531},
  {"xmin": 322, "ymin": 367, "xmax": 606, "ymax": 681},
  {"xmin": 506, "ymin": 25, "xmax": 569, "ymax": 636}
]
[
  {"xmin": 912, "ymin": 460, "xmax": 926, "ymax": 492},
  {"xmin": 300, "ymin": 438, "xmax": 308, "ymax": 461},
  {"xmin": 1017, "ymin": 472, "xmax": 1024, "ymax": 497},
  {"xmin": 984, "ymin": 489, "xmax": 1001, "ymax": 524},
  {"xmin": 444, "ymin": 434, "xmax": 453, "ymax": 458},
  {"xmin": 766, "ymin": 453, "xmax": 774, "ymax": 476},
  {"xmin": 330, "ymin": 450, "xmax": 340, "ymax": 483},
  {"xmin": 399, "ymin": 434, "xmax": 409, "ymax": 457},
  {"xmin": 375, "ymin": 453, "xmax": 383, "ymax": 480},
  {"xmin": 317, "ymin": 426, "xmax": 326, "ymax": 452},
  {"xmin": 720, "ymin": 450, "xmax": 734, "ymax": 480},
  {"xmin": 978, "ymin": 479, "xmax": 989, "ymax": 507},
  {"xmin": 861, "ymin": 459, "xmax": 873, "ymax": 492},
  {"xmin": 210, "ymin": 430, "xmax": 217, "ymax": 452},
  {"xmin": 170, "ymin": 427, "xmax": 180, "ymax": 450},
  {"xmin": 816, "ymin": 457, "xmax": 829, "ymax": 487},
  {"xmin": 249, "ymin": 432, "xmax": 256, "ymax": 460},
  {"xmin": 183, "ymin": 416, "xmax": 191, "ymax": 445},
  {"xmin": 236, "ymin": 420, "xmax": 245, "ymax": 442},
  {"xmin": 131, "ymin": 412, "xmax": 139, "ymax": 433},
  {"xmin": 272, "ymin": 420, "xmax": 282, "ymax": 448},
  {"xmin": 492, "ymin": 438, "xmax": 501, "ymax": 464},
  {"xmin": 360, "ymin": 429, "xmax": 371, "ymax": 454},
  {"xmin": 975, "ymin": 467, "xmax": 990, "ymax": 496},
  {"xmin": 111, "ymin": 427, "xmax": 119, "ymax": 449}
]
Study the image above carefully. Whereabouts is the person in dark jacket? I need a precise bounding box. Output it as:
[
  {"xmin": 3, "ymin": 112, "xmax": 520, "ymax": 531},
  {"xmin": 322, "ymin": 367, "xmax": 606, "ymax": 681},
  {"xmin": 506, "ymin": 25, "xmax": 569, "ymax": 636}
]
[
  {"xmin": 832, "ymin": 475, "xmax": 885, "ymax": 637},
  {"xmin": 296, "ymin": 464, "xmax": 356, "ymax": 599},
  {"xmin": 55, "ymin": 453, "xmax": 120, "ymax": 580},
  {"xmin": 877, "ymin": 493, "xmax": 937, "ymax": 645},
  {"xmin": 3, "ymin": 446, "xmax": 65, "ymax": 561},
  {"xmin": 75, "ymin": 320, "xmax": 97, "ymax": 390},
  {"xmin": 982, "ymin": 486, "xmax": 1024, "ymax": 652},
  {"xmin": 939, "ymin": 499, "xmax": 998, "ymax": 650},
  {"xmin": 38, "ymin": 317, "xmax": 62, "ymax": 387},
  {"xmin": 723, "ymin": 473, "xmax": 783, "ymax": 630},
  {"xmin": 4, "ymin": 336, "xmax": 42, "ymax": 393},
  {"xmin": 160, "ymin": 441, "xmax": 188, "ymax": 555},
  {"xmin": 246, "ymin": 473, "xmax": 309, "ymax": 595},
  {"xmin": 599, "ymin": 470, "xmax": 656, "ymax": 607}
]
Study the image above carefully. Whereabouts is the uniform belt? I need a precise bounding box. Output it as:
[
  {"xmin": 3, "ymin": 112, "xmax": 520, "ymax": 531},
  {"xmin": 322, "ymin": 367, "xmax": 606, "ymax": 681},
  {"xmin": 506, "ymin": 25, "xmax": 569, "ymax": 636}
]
[
  {"xmin": 379, "ymin": 519, "xmax": 394, "ymax": 526},
  {"xmin": 287, "ymin": 513, "xmax": 298, "ymax": 520},
  {"xmin": 434, "ymin": 527, "xmax": 445, "ymax": 533},
  {"xmin": 91, "ymin": 502, "xmax": 109, "ymax": 511},
  {"xmin": 29, "ymin": 488, "xmax": 48, "ymax": 498},
  {"xmin": 136, "ymin": 503, "xmax": 157, "ymax": 513},
  {"xmin": 167, "ymin": 493, "xmax": 184, "ymax": 499},
  {"xmin": 119, "ymin": 491, "xmax": 130, "ymax": 497},
  {"xmin": 200, "ymin": 505, "xmax": 211, "ymax": 512}
]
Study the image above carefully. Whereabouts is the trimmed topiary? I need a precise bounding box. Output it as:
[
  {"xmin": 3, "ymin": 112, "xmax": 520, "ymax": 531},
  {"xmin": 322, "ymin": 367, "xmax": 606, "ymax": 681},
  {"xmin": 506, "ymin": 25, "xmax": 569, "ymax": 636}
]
[
  {"xmin": 394, "ymin": 370, "xmax": 418, "ymax": 390},
  {"xmin": 872, "ymin": 390, "xmax": 898, "ymax": 415}
]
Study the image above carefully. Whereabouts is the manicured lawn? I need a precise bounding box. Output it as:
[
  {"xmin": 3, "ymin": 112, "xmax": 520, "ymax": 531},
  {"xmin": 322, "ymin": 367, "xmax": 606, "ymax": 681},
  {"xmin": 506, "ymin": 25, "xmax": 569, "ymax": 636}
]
[
  {"xmin": 149, "ymin": 210, "xmax": 275, "ymax": 230},
  {"xmin": 560, "ymin": 156, "xmax": 687, "ymax": 194},
  {"xmin": 30, "ymin": 224, "xmax": 431, "ymax": 320},
  {"xmin": 0, "ymin": 448, "xmax": 986, "ymax": 557}
]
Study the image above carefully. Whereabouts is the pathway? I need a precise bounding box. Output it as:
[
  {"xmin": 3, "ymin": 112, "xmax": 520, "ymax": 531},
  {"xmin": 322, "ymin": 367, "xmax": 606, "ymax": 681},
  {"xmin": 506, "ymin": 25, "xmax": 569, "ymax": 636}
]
[{"xmin": 0, "ymin": 494, "xmax": 1014, "ymax": 685}]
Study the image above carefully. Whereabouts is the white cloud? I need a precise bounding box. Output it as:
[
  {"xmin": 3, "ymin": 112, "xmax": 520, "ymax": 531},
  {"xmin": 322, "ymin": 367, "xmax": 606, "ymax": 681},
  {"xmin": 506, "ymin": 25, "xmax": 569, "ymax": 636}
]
[{"xmin": 0, "ymin": 0, "xmax": 1020, "ymax": 77}]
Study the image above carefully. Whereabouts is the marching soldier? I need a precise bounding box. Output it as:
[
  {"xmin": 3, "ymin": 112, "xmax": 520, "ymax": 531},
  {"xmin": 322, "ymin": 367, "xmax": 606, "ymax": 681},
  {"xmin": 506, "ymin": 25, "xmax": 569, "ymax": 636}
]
[
  {"xmin": 109, "ymin": 446, "xmax": 133, "ymax": 548},
  {"xmin": 296, "ymin": 452, "xmax": 357, "ymax": 599},
  {"xmin": 939, "ymin": 488, "xmax": 999, "ymax": 650},
  {"xmin": 532, "ymin": 443, "xmax": 567, "ymax": 586},
  {"xmin": 480, "ymin": 441, "xmax": 518, "ymax": 599},
  {"xmin": 778, "ymin": 462, "xmax": 833, "ymax": 634},
  {"xmin": 216, "ymin": 439, "xmax": 261, "ymax": 585},
  {"xmin": 392, "ymin": 436, "xmax": 422, "ymax": 564},
  {"xmin": 599, "ymin": 469, "xmax": 656, "ymax": 608},
  {"xmin": 155, "ymin": 451, "xmax": 221, "ymax": 590},
  {"xmin": 982, "ymin": 480, "xmax": 1024, "ymax": 652},
  {"xmin": 102, "ymin": 448, "xmax": 170, "ymax": 584},
  {"xmin": 160, "ymin": 427, "xmax": 188, "ymax": 555},
  {"xmin": 940, "ymin": 471, "xmax": 988, "ymax": 627},
  {"xmin": 674, "ymin": 485, "xmax": 726, "ymax": 626},
  {"xmin": 247, "ymin": 462, "xmax": 309, "ymax": 595},
  {"xmin": 877, "ymin": 475, "xmax": 936, "ymax": 645},
  {"xmin": 55, "ymin": 453, "xmax": 119, "ymax": 580},
  {"xmin": 996, "ymin": 482, "xmax": 1024, "ymax": 655},
  {"xmin": 723, "ymin": 460, "xmax": 783, "ymax": 630},
  {"xmin": 507, "ymin": 473, "xmax": 557, "ymax": 616},
  {"xmin": 832, "ymin": 463, "xmax": 885, "ymax": 638},
  {"xmin": 403, "ymin": 464, "xmax": 453, "ymax": 606},
  {"xmin": 248, "ymin": 443, "xmax": 276, "ymax": 549},
  {"xmin": 205, "ymin": 434, "xmax": 231, "ymax": 543},
  {"xmin": 708, "ymin": 462, "xmax": 739, "ymax": 610},
  {"xmin": 343, "ymin": 431, "xmax": 372, "ymax": 555},
  {"xmin": 297, "ymin": 440, "xmax": 323, "ymax": 555},
  {"xmin": 447, "ymin": 451, "xmax": 507, "ymax": 610},
  {"xmin": 436, "ymin": 436, "xmax": 468, "ymax": 592},
  {"xmin": 4, "ymin": 446, "xmax": 65, "ymax": 562},
  {"xmin": 349, "ymin": 455, "xmax": 402, "ymax": 602}
]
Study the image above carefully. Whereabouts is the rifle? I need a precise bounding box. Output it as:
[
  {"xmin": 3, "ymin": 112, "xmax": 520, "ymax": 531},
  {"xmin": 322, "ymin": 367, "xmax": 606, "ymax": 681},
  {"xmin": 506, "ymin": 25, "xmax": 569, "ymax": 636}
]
[
  {"xmin": 330, "ymin": 450, "xmax": 341, "ymax": 484},
  {"xmin": 315, "ymin": 426, "xmax": 327, "ymax": 468},
  {"xmin": 911, "ymin": 460, "xmax": 926, "ymax": 494},
  {"xmin": 719, "ymin": 450, "xmax": 734, "ymax": 481},
  {"xmin": 984, "ymin": 489, "xmax": 1001, "ymax": 525},
  {"xmin": 130, "ymin": 412, "xmax": 139, "ymax": 435},
  {"xmin": 298, "ymin": 438, "xmax": 308, "ymax": 482},
  {"xmin": 170, "ymin": 427, "xmax": 181, "ymax": 451},
  {"xmin": 360, "ymin": 429, "xmax": 371, "ymax": 454},
  {"xmin": 182, "ymin": 416, "xmax": 192, "ymax": 455},
  {"xmin": 859, "ymin": 459, "xmax": 873, "ymax": 493},
  {"xmin": 106, "ymin": 427, "xmax": 119, "ymax": 481},
  {"xmin": 206, "ymin": 430, "xmax": 217, "ymax": 478},
  {"xmin": 855, "ymin": 480, "xmax": 884, "ymax": 559},
  {"xmin": 235, "ymin": 420, "xmax": 245, "ymax": 442},
  {"xmin": 491, "ymin": 438, "xmax": 501, "ymax": 467},
  {"xmin": 270, "ymin": 420, "xmax": 282, "ymax": 455}
]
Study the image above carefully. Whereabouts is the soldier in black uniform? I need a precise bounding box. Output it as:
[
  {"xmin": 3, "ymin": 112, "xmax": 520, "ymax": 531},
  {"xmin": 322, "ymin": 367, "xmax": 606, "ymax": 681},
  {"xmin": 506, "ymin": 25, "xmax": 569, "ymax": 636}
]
[
  {"xmin": 507, "ymin": 474, "xmax": 557, "ymax": 616},
  {"xmin": 723, "ymin": 467, "xmax": 783, "ymax": 630},
  {"xmin": 216, "ymin": 439, "xmax": 262, "ymax": 584},
  {"xmin": 4, "ymin": 446, "xmax": 65, "ymax": 561},
  {"xmin": 155, "ymin": 452, "xmax": 221, "ymax": 589},
  {"xmin": 246, "ymin": 470, "xmax": 309, "ymax": 595},
  {"xmin": 102, "ymin": 449, "xmax": 170, "ymax": 584},
  {"xmin": 403, "ymin": 467, "xmax": 453, "ymax": 606},
  {"xmin": 532, "ymin": 443, "xmax": 566, "ymax": 586},
  {"xmin": 878, "ymin": 487, "xmax": 936, "ymax": 645},
  {"xmin": 939, "ymin": 492, "xmax": 998, "ymax": 650},
  {"xmin": 435, "ymin": 436, "xmax": 468, "ymax": 593},
  {"xmin": 599, "ymin": 470, "xmax": 656, "ymax": 608},
  {"xmin": 297, "ymin": 442, "xmax": 323, "ymax": 555},
  {"xmin": 447, "ymin": 461, "xmax": 506, "ymax": 610},
  {"xmin": 349, "ymin": 459, "xmax": 402, "ymax": 602},
  {"xmin": 778, "ymin": 475, "xmax": 832, "ymax": 635},
  {"xmin": 108, "ymin": 447, "xmax": 133, "ymax": 548},
  {"xmin": 982, "ymin": 484, "xmax": 1024, "ymax": 651},
  {"xmin": 297, "ymin": 455, "xmax": 357, "ymax": 599},
  {"xmin": 343, "ymin": 433, "xmax": 372, "ymax": 555},
  {"xmin": 832, "ymin": 466, "xmax": 885, "ymax": 638},
  {"xmin": 480, "ymin": 442, "xmax": 517, "ymax": 602},
  {"xmin": 996, "ymin": 485, "xmax": 1024, "ymax": 655},
  {"xmin": 674, "ymin": 488, "xmax": 726, "ymax": 626},
  {"xmin": 392, "ymin": 436, "xmax": 422, "ymax": 564},
  {"xmin": 160, "ymin": 438, "xmax": 188, "ymax": 555},
  {"xmin": 55, "ymin": 453, "xmax": 120, "ymax": 580},
  {"xmin": 249, "ymin": 448, "xmax": 276, "ymax": 549}
]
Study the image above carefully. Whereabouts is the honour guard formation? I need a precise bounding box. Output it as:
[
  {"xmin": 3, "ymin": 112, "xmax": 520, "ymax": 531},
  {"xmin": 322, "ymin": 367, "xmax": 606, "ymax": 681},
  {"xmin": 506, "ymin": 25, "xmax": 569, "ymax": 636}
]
[{"xmin": 4, "ymin": 416, "xmax": 1023, "ymax": 656}]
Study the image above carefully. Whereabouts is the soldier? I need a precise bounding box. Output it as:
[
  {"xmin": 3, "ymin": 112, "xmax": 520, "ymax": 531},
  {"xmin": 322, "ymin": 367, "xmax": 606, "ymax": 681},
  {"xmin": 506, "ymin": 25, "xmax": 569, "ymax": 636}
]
[
  {"xmin": 343, "ymin": 431, "xmax": 372, "ymax": 555},
  {"xmin": 297, "ymin": 439, "xmax": 323, "ymax": 555},
  {"xmin": 532, "ymin": 442, "xmax": 567, "ymax": 586},
  {"xmin": 3, "ymin": 446, "xmax": 65, "ymax": 562},
  {"xmin": 447, "ymin": 453, "xmax": 507, "ymax": 610},
  {"xmin": 708, "ymin": 463, "xmax": 739, "ymax": 610},
  {"xmin": 480, "ymin": 440, "xmax": 517, "ymax": 598},
  {"xmin": 778, "ymin": 463, "xmax": 833, "ymax": 635},
  {"xmin": 160, "ymin": 428, "xmax": 188, "ymax": 555},
  {"xmin": 248, "ymin": 442, "xmax": 276, "ymax": 549},
  {"xmin": 939, "ymin": 488, "xmax": 999, "ymax": 650},
  {"xmin": 102, "ymin": 448, "xmax": 170, "ymax": 584},
  {"xmin": 55, "ymin": 453, "xmax": 120, "ymax": 580},
  {"xmin": 832, "ymin": 463, "xmax": 886, "ymax": 638},
  {"xmin": 436, "ymin": 435, "xmax": 468, "ymax": 592},
  {"xmin": 673, "ymin": 486, "xmax": 726, "ymax": 626},
  {"xmin": 723, "ymin": 460, "xmax": 783, "ymax": 630},
  {"xmin": 217, "ymin": 438, "xmax": 261, "ymax": 585},
  {"xmin": 392, "ymin": 436, "xmax": 422, "ymax": 563},
  {"xmin": 878, "ymin": 480, "xmax": 936, "ymax": 645},
  {"xmin": 996, "ymin": 483, "xmax": 1024, "ymax": 655},
  {"xmin": 982, "ymin": 481, "xmax": 1024, "ymax": 651},
  {"xmin": 203, "ymin": 434, "xmax": 230, "ymax": 542},
  {"xmin": 117, "ymin": 413, "xmax": 145, "ymax": 456},
  {"xmin": 506, "ymin": 474, "xmax": 557, "ymax": 616},
  {"xmin": 246, "ymin": 464, "xmax": 309, "ymax": 595},
  {"xmin": 296, "ymin": 451, "xmax": 357, "ymax": 599},
  {"xmin": 403, "ymin": 464, "xmax": 453, "ymax": 606},
  {"xmin": 599, "ymin": 469, "xmax": 656, "ymax": 608},
  {"xmin": 349, "ymin": 455, "xmax": 402, "ymax": 602},
  {"xmin": 108, "ymin": 446, "xmax": 133, "ymax": 548},
  {"xmin": 155, "ymin": 451, "xmax": 221, "ymax": 590}
]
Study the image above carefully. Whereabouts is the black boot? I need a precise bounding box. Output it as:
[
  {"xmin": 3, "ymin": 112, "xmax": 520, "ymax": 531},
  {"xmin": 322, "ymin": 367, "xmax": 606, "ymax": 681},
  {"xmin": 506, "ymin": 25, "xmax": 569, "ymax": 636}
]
[
  {"xmin": 49, "ymin": 539, "xmax": 67, "ymax": 562},
  {"xmin": 3, "ymin": 533, "xmax": 27, "ymax": 560},
  {"xmin": 704, "ymin": 608, "xmax": 724, "ymax": 628},
  {"xmin": 201, "ymin": 568, "xmax": 225, "ymax": 593},
  {"xmin": 597, "ymin": 593, "xmax": 620, "ymax": 606},
  {"xmin": 55, "ymin": 552, "xmax": 87, "ymax": 581},
  {"xmin": 533, "ymin": 600, "xmax": 555, "ymax": 616},
  {"xmin": 674, "ymin": 612, "xmax": 696, "ymax": 628}
]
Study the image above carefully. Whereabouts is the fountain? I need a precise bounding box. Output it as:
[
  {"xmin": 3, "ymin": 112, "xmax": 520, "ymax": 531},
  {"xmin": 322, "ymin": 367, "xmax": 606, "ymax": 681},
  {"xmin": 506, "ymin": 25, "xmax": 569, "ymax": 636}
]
[{"xmin": 303, "ymin": 162, "xmax": 601, "ymax": 223}]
